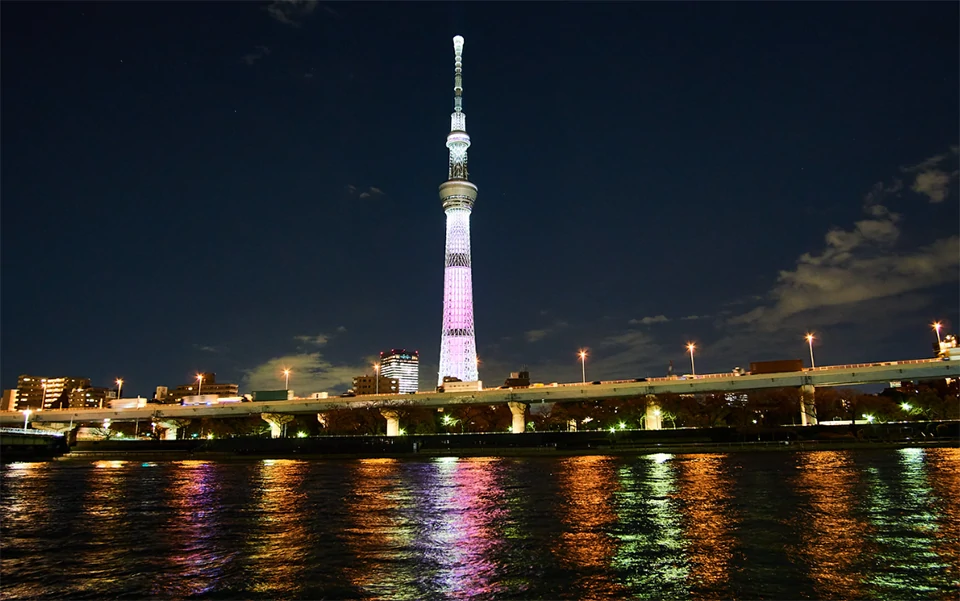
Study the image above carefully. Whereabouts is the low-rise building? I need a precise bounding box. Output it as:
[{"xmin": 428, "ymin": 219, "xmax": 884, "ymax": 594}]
[
  {"xmin": 69, "ymin": 387, "xmax": 118, "ymax": 409},
  {"xmin": 353, "ymin": 375, "xmax": 399, "ymax": 395},
  {"xmin": 166, "ymin": 373, "xmax": 239, "ymax": 403},
  {"xmin": 2, "ymin": 389, "xmax": 17, "ymax": 412}
]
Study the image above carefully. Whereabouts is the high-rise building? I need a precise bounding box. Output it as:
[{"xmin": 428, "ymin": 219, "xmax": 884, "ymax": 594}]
[
  {"xmin": 352, "ymin": 375, "xmax": 399, "ymax": 396},
  {"xmin": 16, "ymin": 375, "xmax": 91, "ymax": 411},
  {"xmin": 437, "ymin": 35, "xmax": 480, "ymax": 387},
  {"xmin": 380, "ymin": 349, "xmax": 419, "ymax": 393}
]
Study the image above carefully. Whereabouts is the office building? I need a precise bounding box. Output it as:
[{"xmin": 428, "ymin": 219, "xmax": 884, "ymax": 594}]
[
  {"xmin": 380, "ymin": 349, "xmax": 420, "ymax": 393},
  {"xmin": 353, "ymin": 374, "xmax": 399, "ymax": 396}
]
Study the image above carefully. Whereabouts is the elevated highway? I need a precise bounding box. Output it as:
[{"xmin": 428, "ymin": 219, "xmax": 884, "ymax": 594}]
[{"xmin": 1, "ymin": 358, "xmax": 956, "ymax": 435}]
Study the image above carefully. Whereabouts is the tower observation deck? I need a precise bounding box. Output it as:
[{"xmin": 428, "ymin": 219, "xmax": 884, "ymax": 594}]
[{"xmin": 437, "ymin": 35, "xmax": 479, "ymax": 387}]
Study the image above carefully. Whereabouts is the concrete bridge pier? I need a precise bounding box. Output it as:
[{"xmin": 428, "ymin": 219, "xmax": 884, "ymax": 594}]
[
  {"xmin": 645, "ymin": 395, "xmax": 663, "ymax": 430},
  {"xmin": 157, "ymin": 420, "xmax": 188, "ymax": 440},
  {"xmin": 507, "ymin": 402, "xmax": 527, "ymax": 434},
  {"xmin": 800, "ymin": 384, "xmax": 818, "ymax": 426},
  {"xmin": 261, "ymin": 413, "xmax": 294, "ymax": 438},
  {"xmin": 567, "ymin": 419, "xmax": 578, "ymax": 432},
  {"xmin": 316, "ymin": 413, "xmax": 328, "ymax": 428},
  {"xmin": 380, "ymin": 410, "xmax": 400, "ymax": 436}
]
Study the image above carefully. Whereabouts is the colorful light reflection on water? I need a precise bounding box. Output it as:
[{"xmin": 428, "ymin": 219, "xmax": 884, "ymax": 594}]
[{"xmin": 0, "ymin": 449, "xmax": 957, "ymax": 600}]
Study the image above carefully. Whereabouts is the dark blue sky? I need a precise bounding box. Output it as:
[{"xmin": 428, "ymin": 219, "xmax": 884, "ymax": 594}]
[{"xmin": 3, "ymin": 1, "xmax": 958, "ymax": 396}]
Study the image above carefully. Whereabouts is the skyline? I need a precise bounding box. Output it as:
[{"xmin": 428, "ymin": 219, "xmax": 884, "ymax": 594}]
[{"xmin": 1, "ymin": 2, "xmax": 958, "ymax": 397}]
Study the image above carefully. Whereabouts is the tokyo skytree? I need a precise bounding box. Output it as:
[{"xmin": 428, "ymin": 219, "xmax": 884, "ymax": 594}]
[{"xmin": 437, "ymin": 35, "xmax": 479, "ymax": 387}]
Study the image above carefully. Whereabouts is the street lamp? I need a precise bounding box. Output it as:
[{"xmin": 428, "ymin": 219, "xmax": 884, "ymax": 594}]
[
  {"xmin": 933, "ymin": 322, "xmax": 943, "ymax": 346},
  {"xmin": 805, "ymin": 333, "xmax": 816, "ymax": 368},
  {"xmin": 196, "ymin": 374, "xmax": 204, "ymax": 396},
  {"xmin": 39, "ymin": 380, "xmax": 47, "ymax": 412},
  {"xmin": 687, "ymin": 343, "xmax": 696, "ymax": 376},
  {"xmin": 578, "ymin": 350, "xmax": 587, "ymax": 384},
  {"xmin": 373, "ymin": 363, "xmax": 380, "ymax": 395},
  {"xmin": 116, "ymin": 378, "xmax": 124, "ymax": 400},
  {"xmin": 282, "ymin": 368, "xmax": 291, "ymax": 390},
  {"xmin": 21, "ymin": 409, "xmax": 32, "ymax": 431}
]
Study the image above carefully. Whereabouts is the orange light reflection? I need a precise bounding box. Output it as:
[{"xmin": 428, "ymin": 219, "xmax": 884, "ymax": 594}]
[{"xmin": 554, "ymin": 455, "xmax": 625, "ymax": 597}]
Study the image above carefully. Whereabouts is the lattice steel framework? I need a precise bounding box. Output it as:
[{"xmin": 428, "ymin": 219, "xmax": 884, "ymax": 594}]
[{"xmin": 437, "ymin": 35, "xmax": 479, "ymax": 386}]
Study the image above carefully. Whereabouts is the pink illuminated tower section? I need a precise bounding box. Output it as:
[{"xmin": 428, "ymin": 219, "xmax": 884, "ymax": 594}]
[{"xmin": 437, "ymin": 35, "xmax": 479, "ymax": 386}]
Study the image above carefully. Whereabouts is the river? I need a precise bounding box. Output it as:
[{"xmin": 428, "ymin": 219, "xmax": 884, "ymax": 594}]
[{"xmin": 2, "ymin": 448, "xmax": 957, "ymax": 599}]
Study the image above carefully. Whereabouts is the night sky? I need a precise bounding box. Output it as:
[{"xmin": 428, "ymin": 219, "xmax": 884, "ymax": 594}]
[{"xmin": 2, "ymin": 2, "xmax": 958, "ymax": 397}]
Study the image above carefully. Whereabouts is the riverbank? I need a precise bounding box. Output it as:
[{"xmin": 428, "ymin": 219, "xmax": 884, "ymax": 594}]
[{"xmin": 51, "ymin": 438, "xmax": 959, "ymax": 462}]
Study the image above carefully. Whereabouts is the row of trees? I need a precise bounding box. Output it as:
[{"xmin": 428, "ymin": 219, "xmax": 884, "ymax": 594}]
[{"xmin": 104, "ymin": 381, "xmax": 958, "ymax": 439}]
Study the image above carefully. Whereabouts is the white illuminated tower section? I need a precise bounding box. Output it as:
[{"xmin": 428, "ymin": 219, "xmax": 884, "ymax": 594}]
[{"xmin": 437, "ymin": 35, "xmax": 479, "ymax": 386}]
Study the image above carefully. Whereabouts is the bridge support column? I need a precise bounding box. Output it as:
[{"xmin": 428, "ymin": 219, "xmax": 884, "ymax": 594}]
[
  {"xmin": 800, "ymin": 384, "xmax": 818, "ymax": 426},
  {"xmin": 261, "ymin": 413, "xmax": 294, "ymax": 438},
  {"xmin": 507, "ymin": 402, "xmax": 527, "ymax": 434},
  {"xmin": 645, "ymin": 395, "xmax": 663, "ymax": 430},
  {"xmin": 317, "ymin": 413, "xmax": 328, "ymax": 428},
  {"xmin": 157, "ymin": 420, "xmax": 186, "ymax": 440},
  {"xmin": 380, "ymin": 410, "xmax": 400, "ymax": 436},
  {"xmin": 567, "ymin": 419, "xmax": 578, "ymax": 432}
]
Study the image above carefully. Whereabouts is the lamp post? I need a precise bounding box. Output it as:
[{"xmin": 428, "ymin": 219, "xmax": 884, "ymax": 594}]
[
  {"xmin": 196, "ymin": 374, "xmax": 204, "ymax": 396},
  {"xmin": 282, "ymin": 368, "xmax": 291, "ymax": 390},
  {"xmin": 116, "ymin": 378, "xmax": 124, "ymax": 400},
  {"xmin": 373, "ymin": 363, "xmax": 380, "ymax": 395},
  {"xmin": 933, "ymin": 322, "xmax": 943, "ymax": 346},
  {"xmin": 687, "ymin": 343, "xmax": 696, "ymax": 376},
  {"xmin": 40, "ymin": 381, "xmax": 47, "ymax": 412},
  {"xmin": 578, "ymin": 350, "xmax": 587, "ymax": 384},
  {"xmin": 22, "ymin": 409, "xmax": 32, "ymax": 431},
  {"xmin": 805, "ymin": 333, "xmax": 816, "ymax": 368}
]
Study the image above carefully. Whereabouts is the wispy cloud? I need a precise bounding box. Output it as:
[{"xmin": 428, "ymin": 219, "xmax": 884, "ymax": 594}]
[
  {"xmin": 243, "ymin": 352, "xmax": 362, "ymax": 394},
  {"xmin": 628, "ymin": 315, "xmax": 669, "ymax": 325},
  {"xmin": 241, "ymin": 45, "xmax": 271, "ymax": 66},
  {"xmin": 902, "ymin": 147, "xmax": 959, "ymax": 203},
  {"xmin": 346, "ymin": 185, "xmax": 386, "ymax": 200},
  {"xmin": 730, "ymin": 156, "xmax": 959, "ymax": 330},
  {"xmin": 294, "ymin": 334, "xmax": 330, "ymax": 346},
  {"xmin": 265, "ymin": 0, "xmax": 318, "ymax": 27},
  {"xmin": 524, "ymin": 320, "xmax": 568, "ymax": 343},
  {"xmin": 681, "ymin": 315, "xmax": 706, "ymax": 321},
  {"xmin": 193, "ymin": 344, "xmax": 219, "ymax": 353}
]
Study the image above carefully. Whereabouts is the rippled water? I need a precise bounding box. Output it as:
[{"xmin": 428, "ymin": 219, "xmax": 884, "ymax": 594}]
[{"xmin": 2, "ymin": 448, "xmax": 958, "ymax": 600}]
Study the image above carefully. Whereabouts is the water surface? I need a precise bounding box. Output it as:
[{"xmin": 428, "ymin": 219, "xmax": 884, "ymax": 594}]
[{"xmin": 2, "ymin": 448, "xmax": 957, "ymax": 599}]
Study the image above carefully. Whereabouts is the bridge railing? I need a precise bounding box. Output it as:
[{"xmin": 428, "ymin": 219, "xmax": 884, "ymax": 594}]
[{"xmin": 0, "ymin": 427, "xmax": 64, "ymax": 437}]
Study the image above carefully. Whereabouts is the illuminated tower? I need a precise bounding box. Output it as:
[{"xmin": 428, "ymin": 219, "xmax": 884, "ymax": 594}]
[{"xmin": 437, "ymin": 35, "xmax": 479, "ymax": 386}]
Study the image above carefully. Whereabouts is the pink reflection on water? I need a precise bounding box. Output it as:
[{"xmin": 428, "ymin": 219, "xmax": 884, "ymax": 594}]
[{"xmin": 430, "ymin": 457, "xmax": 507, "ymax": 598}]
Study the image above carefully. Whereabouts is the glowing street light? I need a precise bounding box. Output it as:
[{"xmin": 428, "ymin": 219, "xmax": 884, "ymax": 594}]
[
  {"xmin": 578, "ymin": 350, "xmax": 587, "ymax": 384},
  {"xmin": 39, "ymin": 380, "xmax": 47, "ymax": 412},
  {"xmin": 933, "ymin": 322, "xmax": 943, "ymax": 345},
  {"xmin": 196, "ymin": 373, "xmax": 204, "ymax": 396},
  {"xmin": 282, "ymin": 368, "xmax": 292, "ymax": 390},
  {"xmin": 21, "ymin": 409, "xmax": 32, "ymax": 431},
  {"xmin": 901, "ymin": 402, "xmax": 912, "ymax": 411},
  {"xmin": 687, "ymin": 343, "xmax": 696, "ymax": 376},
  {"xmin": 116, "ymin": 378, "xmax": 124, "ymax": 400},
  {"xmin": 373, "ymin": 363, "xmax": 381, "ymax": 395},
  {"xmin": 805, "ymin": 333, "xmax": 816, "ymax": 368}
]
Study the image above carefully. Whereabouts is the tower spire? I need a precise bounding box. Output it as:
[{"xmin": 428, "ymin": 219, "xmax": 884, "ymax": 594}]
[{"xmin": 437, "ymin": 35, "xmax": 479, "ymax": 386}]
